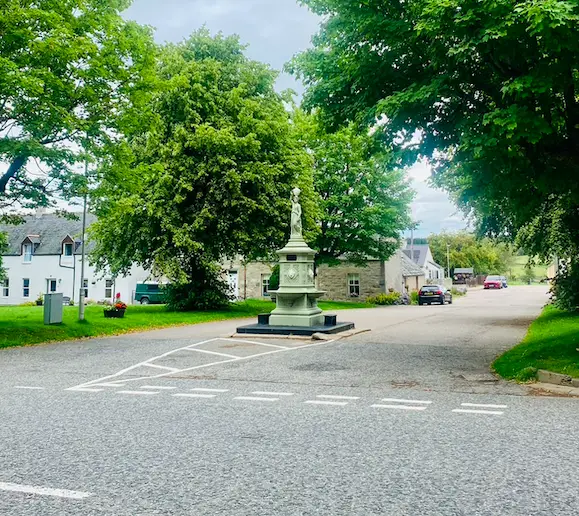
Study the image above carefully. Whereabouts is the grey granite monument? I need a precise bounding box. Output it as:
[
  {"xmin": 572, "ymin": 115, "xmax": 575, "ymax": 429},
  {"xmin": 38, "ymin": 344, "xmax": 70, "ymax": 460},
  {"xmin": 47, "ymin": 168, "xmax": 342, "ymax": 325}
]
[{"xmin": 236, "ymin": 188, "xmax": 354, "ymax": 336}]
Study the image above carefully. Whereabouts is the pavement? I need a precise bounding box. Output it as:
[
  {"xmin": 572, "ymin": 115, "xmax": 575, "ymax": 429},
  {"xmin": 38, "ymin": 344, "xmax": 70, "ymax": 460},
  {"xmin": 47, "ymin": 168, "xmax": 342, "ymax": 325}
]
[{"xmin": 1, "ymin": 286, "xmax": 578, "ymax": 515}]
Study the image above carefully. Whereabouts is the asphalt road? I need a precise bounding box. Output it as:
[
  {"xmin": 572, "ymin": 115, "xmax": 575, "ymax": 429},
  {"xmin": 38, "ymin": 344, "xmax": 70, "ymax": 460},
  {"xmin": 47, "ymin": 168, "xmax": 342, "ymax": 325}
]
[{"xmin": 1, "ymin": 286, "xmax": 578, "ymax": 515}]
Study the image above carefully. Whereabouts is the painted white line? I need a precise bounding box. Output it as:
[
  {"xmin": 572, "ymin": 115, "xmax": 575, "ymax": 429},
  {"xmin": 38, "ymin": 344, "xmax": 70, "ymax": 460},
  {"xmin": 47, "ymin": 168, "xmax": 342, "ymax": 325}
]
[
  {"xmin": 371, "ymin": 404, "xmax": 427, "ymax": 411},
  {"xmin": 140, "ymin": 385, "xmax": 177, "ymax": 390},
  {"xmin": 70, "ymin": 337, "xmax": 339, "ymax": 389},
  {"xmin": 190, "ymin": 388, "xmax": 229, "ymax": 393},
  {"xmin": 0, "ymin": 482, "xmax": 93, "ymax": 500},
  {"xmin": 173, "ymin": 393, "xmax": 216, "ymax": 399},
  {"xmin": 380, "ymin": 398, "xmax": 433, "ymax": 405},
  {"xmin": 143, "ymin": 363, "xmax": 180, "ymax": 372},
  {"xmin": 252, "ymin": 391, "xmax": 294, "ymax": 396},
  {"xmin": 117, "ymin": 390, "xmax": 158, "ymax": 396},
  {"xmin": 305, "ymin": 400, "xmax": 348, "ymax": 406},
  {"xmin": 184, "ymin": 348, "xmax": 241, "ymax": 359},
  {"xmin": 13, "ymin": 386, "xmax": 45, "ymax": 390},
  {"xmin": 452, "ymin": 409, "xmax": 504, "ymax": 415},
  {"xmin": 317, "ymin": 395, "xmax": 360, "ymax": 400},
  {"xmin": 234, "ymin": 396, "xmax": 279, "ymax": 402},
  {"xmin": 66, "ymin": 388, "xmax": 104, "ymax": 393},
  {"xmin": 224, "ymin": 338, "xmax": 290, "ymax": 349},
  {"xmin": 460, "ymin": 403, "xmax": 508, "ymax": 409}
]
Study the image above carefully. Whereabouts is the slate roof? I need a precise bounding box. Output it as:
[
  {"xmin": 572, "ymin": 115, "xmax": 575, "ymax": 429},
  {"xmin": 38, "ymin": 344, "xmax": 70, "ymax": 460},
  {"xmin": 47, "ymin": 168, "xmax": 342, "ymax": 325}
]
[
  {"xmin": 400, "ymin": 251, "xmax": 425, "ymax": 277},
  {"xmin": 0, "ymin": 213, "xmax": 97, "ymax": 256},
  {"xmin": 403, "ymin": 244, "xmax": 430, "ymax": 266}
]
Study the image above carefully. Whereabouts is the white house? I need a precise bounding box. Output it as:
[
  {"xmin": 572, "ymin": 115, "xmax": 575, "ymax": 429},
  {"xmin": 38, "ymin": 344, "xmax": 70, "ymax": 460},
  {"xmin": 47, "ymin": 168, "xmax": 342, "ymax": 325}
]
[
  {"xmin": 0, "ymin": 213, "xmax": 152, "ymax": 306},
  {"xmin": 403, "ymin": 243, "xmax": 445, "ymax": 282}
]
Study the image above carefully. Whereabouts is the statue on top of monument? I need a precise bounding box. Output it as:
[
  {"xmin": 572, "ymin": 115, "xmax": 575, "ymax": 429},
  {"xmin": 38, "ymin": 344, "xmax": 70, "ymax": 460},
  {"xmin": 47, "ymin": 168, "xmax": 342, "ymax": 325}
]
[{"xmin": 290, "ymin": 187, "xmax": 302, "ymax": 238}]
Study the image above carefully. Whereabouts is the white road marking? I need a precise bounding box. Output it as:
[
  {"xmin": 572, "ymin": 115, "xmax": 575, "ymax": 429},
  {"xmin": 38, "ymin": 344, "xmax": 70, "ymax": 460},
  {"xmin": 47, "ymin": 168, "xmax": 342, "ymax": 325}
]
[
  {"xmin": 66, "ymin": 388, "xmax": 104, "ymax": 393},
  {"xmin": 0, "ymin": 482, "xmax": 93, "ymax": 500},
  {"xmin": 70, "ymin": 337, "xmax": 337, "ymax": 390},
  {"xmin": 117, "ymin": 390, "xmax": 158, "ymax": 396},
  {"xmin": 225, "ymin": 338, "xmax": 290, "ymax": 349},
  {"xmin": 173, "ymin": 393, "xmax": 216, "ymax": 399},
  {"xmin": 371, "ymin": 404, "xmax": 428, "ymax": 411},
  {"xmin": 452, "ymin": 409, "xmax": 504, "ymax": 415},
  {"xmin": 184, "ymin": 348, "xmax": 241, "ymax": 359},
  {"xmin": 140, "ymin": 385, "xmax": 177, "ymax": 390},
  {"xmin": 190, "ymin": 388, "xmax": 229, "ymax": 393},
  {"xmin": 460, "ymin": 403, "xmax": 508, "ymax": 409},
  {"xmin": 317, "ymin": 395, "xmax": 360, "ymax": 400},
  {"xmin": 143, "ymin": 363, "xmax": 180, "ymax": 372},
  {"xmin": 380, "ymin": 398, "xmax": 432, "ymax": 405},
  {"xmin": 234, "ymin": 396, "xmax": 279, "ymax": 402},
  {"xmin": 305, "ymin": 400, "xmax": 348, "ymax": 406},
  {"xmin": 13, "ymin": 386, "xmax": 45, "ymax": 390},
  {"xmin": 252, "ymin": 391, "xmax": 294, "ymax": 396}
]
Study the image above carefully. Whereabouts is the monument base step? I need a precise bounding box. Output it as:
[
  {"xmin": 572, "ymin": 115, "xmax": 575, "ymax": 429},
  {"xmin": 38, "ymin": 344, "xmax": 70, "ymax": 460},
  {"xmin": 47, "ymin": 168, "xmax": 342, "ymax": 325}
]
[{"xmin": 235, "ymin": 322, "xmax": 355, "ymax": 336}]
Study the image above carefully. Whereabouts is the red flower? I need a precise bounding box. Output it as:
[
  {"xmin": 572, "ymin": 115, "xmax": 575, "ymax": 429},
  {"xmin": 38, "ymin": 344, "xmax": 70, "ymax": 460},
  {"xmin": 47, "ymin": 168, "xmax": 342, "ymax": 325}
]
[{"xmin": 116, "ymin": 292, "xmax": 121, "ymax": 300}]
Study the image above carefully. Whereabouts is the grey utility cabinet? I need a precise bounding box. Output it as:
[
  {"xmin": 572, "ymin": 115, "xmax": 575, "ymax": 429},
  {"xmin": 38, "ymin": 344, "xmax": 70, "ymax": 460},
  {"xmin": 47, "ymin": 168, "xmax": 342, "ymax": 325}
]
[{"xmin": 44, "ymin": 293, "xmax": 64, "ymax": 325}]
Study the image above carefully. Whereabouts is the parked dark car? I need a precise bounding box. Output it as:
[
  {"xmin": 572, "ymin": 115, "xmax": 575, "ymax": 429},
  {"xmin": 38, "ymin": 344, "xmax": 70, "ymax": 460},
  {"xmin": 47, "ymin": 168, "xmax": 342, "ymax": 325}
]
[
  {"xmin": 418, "ymin": 285, "xmax": 453, "ymax": 305},
  {"xmin": 484, "ymin": 275, "xmax": 503, "ymax": 289},
  {"xmin": 134, "ymin": 283, "xmax": 167, "ymax": 304}
]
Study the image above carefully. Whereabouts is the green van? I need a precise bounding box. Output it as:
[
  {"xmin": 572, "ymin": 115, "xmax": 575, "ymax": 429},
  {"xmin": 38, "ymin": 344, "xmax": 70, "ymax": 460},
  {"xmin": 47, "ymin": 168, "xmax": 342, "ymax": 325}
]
[{"xmin": 134, "ymin": 283, "xmax": 167, "ymax": 305}]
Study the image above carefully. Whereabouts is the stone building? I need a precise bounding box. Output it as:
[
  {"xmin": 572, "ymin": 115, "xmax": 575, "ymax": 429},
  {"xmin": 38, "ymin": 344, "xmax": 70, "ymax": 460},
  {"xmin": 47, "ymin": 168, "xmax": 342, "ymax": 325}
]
[{"xmin": 227, "ymin": 249, "xmax": 425, "ymax": 302}]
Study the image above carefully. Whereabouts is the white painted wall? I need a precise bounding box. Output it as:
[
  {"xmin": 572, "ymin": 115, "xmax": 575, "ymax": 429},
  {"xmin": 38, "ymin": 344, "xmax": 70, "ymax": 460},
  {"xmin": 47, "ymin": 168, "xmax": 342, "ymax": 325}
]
[{"xmin": 0, "ymin": 254, "xmax": 152, "ymax": 306}]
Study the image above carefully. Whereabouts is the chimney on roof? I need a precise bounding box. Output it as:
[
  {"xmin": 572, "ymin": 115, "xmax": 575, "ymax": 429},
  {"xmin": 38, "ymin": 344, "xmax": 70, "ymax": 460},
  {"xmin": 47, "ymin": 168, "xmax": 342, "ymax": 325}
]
[{"xmin": 35, "ymin": 207, "xmax": 48, "ymax": 218}]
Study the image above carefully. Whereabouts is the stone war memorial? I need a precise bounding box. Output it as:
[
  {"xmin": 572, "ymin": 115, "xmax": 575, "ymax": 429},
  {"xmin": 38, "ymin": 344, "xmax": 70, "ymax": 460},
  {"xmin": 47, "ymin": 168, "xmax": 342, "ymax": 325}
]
[{"xmin": 237, "ymin": 188, "xmax": 354, "ymax": 336}]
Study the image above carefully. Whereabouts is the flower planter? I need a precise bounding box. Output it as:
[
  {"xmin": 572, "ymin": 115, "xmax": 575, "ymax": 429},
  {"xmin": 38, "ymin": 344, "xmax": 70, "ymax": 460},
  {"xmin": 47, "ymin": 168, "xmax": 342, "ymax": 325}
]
[{"xmin": 104, "ymin": 309, "xmax": 126, "ymax": 319}]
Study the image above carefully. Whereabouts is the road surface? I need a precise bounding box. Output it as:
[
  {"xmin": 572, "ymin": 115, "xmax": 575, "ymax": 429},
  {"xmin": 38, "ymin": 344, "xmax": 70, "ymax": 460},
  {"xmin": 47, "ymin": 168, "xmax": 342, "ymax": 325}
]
[{"xmin": 1, "ymin": 286, "xmax": 577, "ymax": 515}]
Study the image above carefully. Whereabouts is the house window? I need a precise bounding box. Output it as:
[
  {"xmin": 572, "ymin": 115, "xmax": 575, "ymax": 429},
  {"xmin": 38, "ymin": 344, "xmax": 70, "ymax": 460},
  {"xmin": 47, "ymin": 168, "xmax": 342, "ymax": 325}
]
[
  {"xmin": 23, "ymin": 243, "xmax": 33, "ymax": 263},
  {"xmin": 82, "ymin": 279, "xmax": 88, "ymax": 299},
  {"xmin": 348, "ymin": 274, "xmax": 360, "ymax": 298},
  {"xmin": 48, "ymin": 279, "xmax": 57, "ymax": 293},
  {"xmin": 105, "ymin": 279, "xmax": 114, "ymax": 299},
  {"xmin": 2, "ymin": 278, "xmax": 8, "ymax": 297},
  {"xmin": 63, "ymin": 243, "xmax": 73, "ymax": 256},
  {"xmin": 262, "ymin": 274, "xmax": 271, "ymax": 297},
  {"xmin": 23, "ymin": 278, "xmax": 30, "ymax": 298}
]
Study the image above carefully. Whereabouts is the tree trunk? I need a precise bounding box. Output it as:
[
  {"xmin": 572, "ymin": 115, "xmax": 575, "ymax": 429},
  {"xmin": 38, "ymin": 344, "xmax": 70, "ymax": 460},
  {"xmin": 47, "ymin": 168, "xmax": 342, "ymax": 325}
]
[{"xmin": 0, "ymin": 156, "xmax": 27, "ymax": 193}]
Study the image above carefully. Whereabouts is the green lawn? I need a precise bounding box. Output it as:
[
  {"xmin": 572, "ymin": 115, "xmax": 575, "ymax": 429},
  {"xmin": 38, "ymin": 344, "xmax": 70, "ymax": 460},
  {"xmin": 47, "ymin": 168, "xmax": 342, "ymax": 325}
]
[
  {"xmin": 506, "ymin": 255, "xmax": 549, "ymax": 282},
  {"xmin": 0, "ymin": 299, "xmax": 375, "ymax": 349},
  {"xmin": 493, "ymin": 305, "xmax": 579, "ymax": 381}
]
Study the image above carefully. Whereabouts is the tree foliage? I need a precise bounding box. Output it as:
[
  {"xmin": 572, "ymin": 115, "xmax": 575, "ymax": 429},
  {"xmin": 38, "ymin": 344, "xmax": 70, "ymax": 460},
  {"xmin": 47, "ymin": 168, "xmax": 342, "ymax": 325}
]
[
  {"xmin": 296, "ymin": 112, "xmax": 413, "ymax": 265},
  {"xmin": 0, "ymin": 0, "xmax": 156, "ymax": 216},
  {"xmin": 91, "ymin": 31, "xmax": 316, "ymax": 308},
  {"xmin": 428, "ymin": 231, "xmax": 515, "ymax": 276},
  {"xmin": 292, "ymin": 0, "xmax": 579, "ymax": 305}
]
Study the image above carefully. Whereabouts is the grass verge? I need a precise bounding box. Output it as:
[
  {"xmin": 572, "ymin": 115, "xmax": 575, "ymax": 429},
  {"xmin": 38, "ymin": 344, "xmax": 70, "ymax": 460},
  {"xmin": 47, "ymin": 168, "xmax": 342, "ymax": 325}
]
[
  {"xmin": 0, "ymin": 299, "xmax": 375, "ymax": 349},
  {"xmin": 493, "ymin": 305, "xmax": 579, "ymax": 381}
]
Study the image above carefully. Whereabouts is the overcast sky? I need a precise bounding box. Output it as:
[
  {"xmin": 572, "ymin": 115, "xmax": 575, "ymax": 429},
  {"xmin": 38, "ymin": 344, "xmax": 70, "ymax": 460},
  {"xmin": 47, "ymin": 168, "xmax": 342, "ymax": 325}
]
[{"xmin": 124, "ymin": 0, "xmax": 468, "ymax": 237}]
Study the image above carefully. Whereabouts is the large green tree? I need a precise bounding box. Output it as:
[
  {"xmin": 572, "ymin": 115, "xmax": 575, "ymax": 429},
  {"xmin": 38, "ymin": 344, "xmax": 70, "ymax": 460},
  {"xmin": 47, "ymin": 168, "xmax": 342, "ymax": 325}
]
[
  {"xmin": 91, "ymin": 31, "xmax": 316, "ymax": 309},
  {"xmin": 428, "ymin": 231, "xmax": 515, "ymax": 276},
  {"xmin": 296, "ymin": 112, "xmax": 413, "ymax": 265},
  {"xmin": 291, "ymin": 0, "xmax": 579, "ymax": 305},
  {"xmin": 0, "ymin": 0, "xmax": 156, "ymax": 216}
]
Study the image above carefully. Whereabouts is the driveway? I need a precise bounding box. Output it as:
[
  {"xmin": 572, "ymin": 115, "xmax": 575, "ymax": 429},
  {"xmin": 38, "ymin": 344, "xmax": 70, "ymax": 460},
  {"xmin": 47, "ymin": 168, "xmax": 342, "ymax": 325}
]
[{"xmin": 2, "ymin": 285, "xmax": 578, "ymax": 515}]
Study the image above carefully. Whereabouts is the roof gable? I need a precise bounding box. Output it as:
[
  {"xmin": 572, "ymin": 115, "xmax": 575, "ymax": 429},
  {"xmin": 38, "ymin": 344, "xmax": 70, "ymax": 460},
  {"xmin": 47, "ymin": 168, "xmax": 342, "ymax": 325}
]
[{"xmin": 0, "ymin": 213, "xmax": 96, "ymax": 256}]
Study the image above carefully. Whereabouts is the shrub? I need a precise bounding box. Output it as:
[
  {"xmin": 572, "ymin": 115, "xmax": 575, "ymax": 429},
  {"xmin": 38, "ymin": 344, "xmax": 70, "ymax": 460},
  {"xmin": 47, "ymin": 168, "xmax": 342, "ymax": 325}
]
[
  {"xmin": 410, "ymin": 291, "xmax": 419, "ymax": 305},
  {"xmin": 550, "ymin": 258, "xmax": 579, "ymax": 312},
  {"xmin": 269, "ymin": 264, "xmax": 280, "ymax": 291},
  {"xmin": 367, "ymin": 292, "xmax": 402, "ymax": 305},
  {"xmin": 20, "ymin": 301, "xmax": 37, "ymax": 307},
  {"xmin": 515, "ymin": 367, "xmax": 538, "ymax": 383},
  {"xmin": 451, "ymin": 287, "xmax": 466, "ymax": 297}
]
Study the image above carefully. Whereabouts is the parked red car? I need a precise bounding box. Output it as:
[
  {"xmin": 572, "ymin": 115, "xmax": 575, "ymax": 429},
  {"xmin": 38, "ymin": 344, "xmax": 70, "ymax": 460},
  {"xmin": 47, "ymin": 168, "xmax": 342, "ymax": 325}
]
[{"xmin": 484, "ymin": 275, "xmax": 503, "ymax": 289}]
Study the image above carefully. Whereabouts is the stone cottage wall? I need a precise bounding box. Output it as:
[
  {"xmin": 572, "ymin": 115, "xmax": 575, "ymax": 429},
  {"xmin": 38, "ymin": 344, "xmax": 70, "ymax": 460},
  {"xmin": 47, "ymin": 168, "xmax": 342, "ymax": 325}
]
[{"xmin": 316, "ymin": 261, "xmax": 385, "ymax": 301}]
